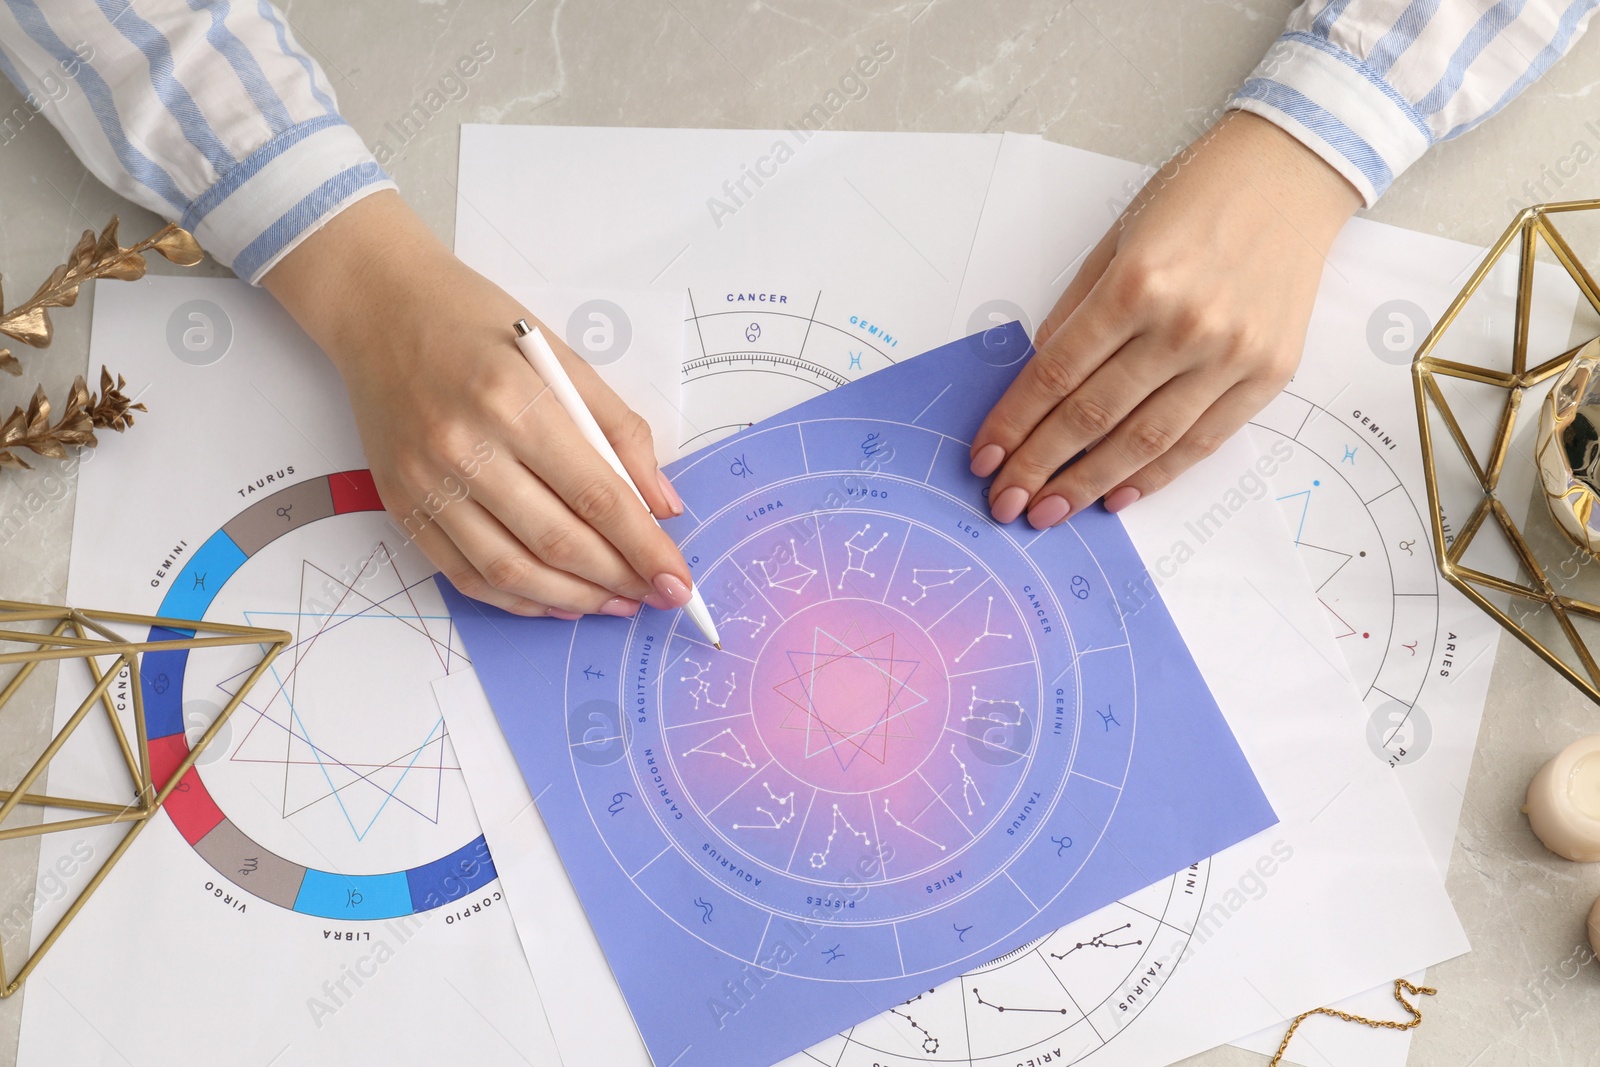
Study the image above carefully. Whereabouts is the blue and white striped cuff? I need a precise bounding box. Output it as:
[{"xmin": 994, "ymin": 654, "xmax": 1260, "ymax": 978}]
[
  {"xmin": 187, "ymin": 116, "xmax": 395, "ymax": 284},
  {"xmin": 1228, "ymin": 33, "xmax": 1435, "ymax": 207}
]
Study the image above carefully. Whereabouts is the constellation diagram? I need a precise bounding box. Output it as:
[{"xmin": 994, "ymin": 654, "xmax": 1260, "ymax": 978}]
[
  {"xmin": 902, "ymin": 566, "xmax": 971, "ymax": 606},
  {"xmin": 751, "ymin": 538, "xmax": 819, "ymax": 596},
  {"xmin": 888, "ymin": 991, "xmax": 941, "ymax": 1054},
  {"xmin": 731, "ymin": 782, "xmax": 794, "ymax": 831},
  {"xmin": 1049, "ymin": 922, "xmax": 1143, "ymax": 959},
  {"xmin": 882, "ymin": 797, "xmax": 946, "ymax": 852},
  {"xmin": 965, "ymin": 686, "xmax": 1026, "ymax": 735},
  {"xmin": 681, "ymin": 656, "xmax": 739, "ymax": 712},
  {"xmin": 1250, "ymin": 391, "xmax": 1440, "ymax": 766},
  {"xmin": 809, "ymin": 803, "xmax": 877, "ymax": 870},
  {"xmin": 681, "ymin": 727, "xmax": 757, "ymax": 770},
  {"xmin": 954, "ymin": 596, "xmax": 1014, "ymax": 664},
  {"xmin": 971, "ymin": 987, "xmax": 1072, "ymax": 1015},
  {"xmin": 836, "ymin": 524, "xmax": 890, "ymax": 590},
  {"xmin": 719, "ymin": 610, "xmax": 768, "ymax": 639},
  {"xmin": 950, "ymin": 743, "xmax": 985, "ymax": 817}
]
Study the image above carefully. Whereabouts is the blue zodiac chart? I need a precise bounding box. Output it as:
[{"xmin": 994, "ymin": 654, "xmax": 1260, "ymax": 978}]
[
  {"xmin": 141, "ymin": 470, "xmax": 497, "ymax": 920},
  {"xmin": 445, "ymin": 324, "xmax": 1275, "ymax": 1067}
]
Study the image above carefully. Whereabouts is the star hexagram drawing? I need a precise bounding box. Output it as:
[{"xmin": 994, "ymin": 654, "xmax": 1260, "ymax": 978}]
[{"xmin": 771, "ymin": 618, "xmax": 929, "ymax": 773}]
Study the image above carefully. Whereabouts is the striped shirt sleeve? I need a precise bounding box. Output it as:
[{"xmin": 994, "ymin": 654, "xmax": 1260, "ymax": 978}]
[
  {"xmin": 0, "ymin": 0, "xmax": 394, "ymax": 283},
  {"xmin": 1230, "ymin": 0, "xmax": 1599, "ymax": 206}
]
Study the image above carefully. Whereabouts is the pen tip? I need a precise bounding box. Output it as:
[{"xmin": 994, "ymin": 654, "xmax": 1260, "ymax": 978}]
[{"xmin": 714, "ymin": 642, "xmax": 722, "ymax": 650}]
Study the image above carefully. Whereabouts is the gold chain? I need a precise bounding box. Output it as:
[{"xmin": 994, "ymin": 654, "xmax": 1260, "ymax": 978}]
[{"xmin": 1268, "ymin": 979, "xmax": 1437, "ymax": 1067}]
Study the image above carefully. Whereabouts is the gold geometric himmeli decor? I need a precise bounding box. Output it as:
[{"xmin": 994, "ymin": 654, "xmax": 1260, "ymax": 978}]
[
  {"xmin": 0, "ymin": 600, "xmax": 288, "ymax": 996},
  {"xmin": 1413, "ymin": 198, "xmax": 1600, "ymax": 703}
]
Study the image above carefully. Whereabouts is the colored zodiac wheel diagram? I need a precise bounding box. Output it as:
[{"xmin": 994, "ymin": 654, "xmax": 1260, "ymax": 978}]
[
  {"xmin": 140, "ymin": 470, "xmax": 495, "ymax": 920},
  {"xmin": 562, "ymin": 418, "xmax": 1141, "ymax": 980}
]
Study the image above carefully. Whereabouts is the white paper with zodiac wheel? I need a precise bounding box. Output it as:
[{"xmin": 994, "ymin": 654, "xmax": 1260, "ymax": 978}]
[
  {"xmin": 19, "ymin": 277, "xmax": 558, "ymax": 1066},
  {"xmin": 1228, "ymin": 216, "xmax": 1587, "ymax": 1063}
]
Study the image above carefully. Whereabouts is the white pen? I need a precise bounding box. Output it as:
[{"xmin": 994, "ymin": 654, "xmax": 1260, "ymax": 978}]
[{"xmin": 511, "ymin": 319, "xmax": 722, "ymax": 649}]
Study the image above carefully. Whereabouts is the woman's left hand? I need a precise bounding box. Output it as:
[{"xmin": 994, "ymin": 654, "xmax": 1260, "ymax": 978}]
[{"xmin": 969, "ymin": 111, "xmax": 1362, "ymax": 529}]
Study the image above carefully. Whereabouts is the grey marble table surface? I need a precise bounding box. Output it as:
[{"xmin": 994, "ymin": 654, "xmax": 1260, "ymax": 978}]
[{"xmin": 3, "ymin": 2, "xmax": 1600, "ymax": 1064}]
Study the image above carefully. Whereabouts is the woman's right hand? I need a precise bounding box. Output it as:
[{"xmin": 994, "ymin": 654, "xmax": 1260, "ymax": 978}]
[{"xmin": 262, "ymin": 190, "xmax": 695, "ymax": 619}]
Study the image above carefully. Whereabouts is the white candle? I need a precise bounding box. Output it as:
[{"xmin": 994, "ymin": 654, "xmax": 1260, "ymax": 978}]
[{"xmin": 1524, "ymin": 735, "xmax": 1600, "ymax": 862}]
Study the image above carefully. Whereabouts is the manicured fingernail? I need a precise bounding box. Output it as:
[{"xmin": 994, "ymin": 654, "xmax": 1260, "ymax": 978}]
[
  {"xmin": 549, "ymin": 608, "xmax": 582, "ymax": 621},
  {"xmin": 991, "ymin": 485, "xmax": 1030, "ymax": 524},
  {"xmin": 1027, "ymin": 495, "xmax": 1071, "ymax": 530},
  {"xmin": 601, "ymin": 597, "xmax": 640, "ymax": 617},
  {"xmin": 970, "ymin": 443, "xmax": 1005, "ymax": 478},
  {"xmin": 1104, "ymin": 486, "xmax": 1142, "ymax": 513},
  {"xmin": 656, "ymin": 470, "xmax": 684, "ymax": 517},
  {"xmin": 641, "ymin": 593, "xmax": 668, "ymax": 611},
  {"xmin": 652, "ymin": 573, "xmax": 692, "ymax": 608}
]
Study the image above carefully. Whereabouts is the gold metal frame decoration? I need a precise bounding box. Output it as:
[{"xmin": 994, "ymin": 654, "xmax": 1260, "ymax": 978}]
[
  {"xmin": 0, "ymin": 600, "xmax": 288, "ymax": 996},
  {"xmin": 1413, "ymin": 198, "xmax": 1600, "ymax": 702}
]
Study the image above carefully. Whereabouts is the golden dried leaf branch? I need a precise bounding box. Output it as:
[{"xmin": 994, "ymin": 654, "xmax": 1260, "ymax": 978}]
[
  {"xmin": 0, "ymin": 216, "xmax": 204, "ymax": 375},
  {"xmin": 0, "ymin": 216, "xmax": 202, "ymax": 476},
  {"xmin": 0, "ymin": 367, "xmax": 144, "ymax": 471}
]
